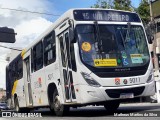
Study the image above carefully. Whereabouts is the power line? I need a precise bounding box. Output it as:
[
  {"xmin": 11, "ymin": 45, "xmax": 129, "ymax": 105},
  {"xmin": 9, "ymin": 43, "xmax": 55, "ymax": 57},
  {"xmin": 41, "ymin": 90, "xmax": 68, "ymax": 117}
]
[
  {"xmin": 0, "ymin": 7, "xmax": 60, "ymax": 16},
  {"xmin": 0, "ymin": 45, "xmax": 22, "ymax": 51}
]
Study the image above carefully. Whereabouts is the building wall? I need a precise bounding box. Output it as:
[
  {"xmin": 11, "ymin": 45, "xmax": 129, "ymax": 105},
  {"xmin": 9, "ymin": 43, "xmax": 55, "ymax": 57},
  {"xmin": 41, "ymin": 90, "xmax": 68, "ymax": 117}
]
[{"xmin": 0, "ymin": 88, "xmax": 6, "ymax": 100}]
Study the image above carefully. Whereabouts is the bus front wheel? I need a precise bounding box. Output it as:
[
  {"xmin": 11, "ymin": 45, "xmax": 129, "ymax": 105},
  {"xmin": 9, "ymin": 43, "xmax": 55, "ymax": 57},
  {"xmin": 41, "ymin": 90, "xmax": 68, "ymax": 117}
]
[
  {"xmin": 51, "ymin": 89, "xmax": 69, "ymax": 116},
  {"xmin": 104, "ymin": 101, "xmax": 120, "ymax": 112}
]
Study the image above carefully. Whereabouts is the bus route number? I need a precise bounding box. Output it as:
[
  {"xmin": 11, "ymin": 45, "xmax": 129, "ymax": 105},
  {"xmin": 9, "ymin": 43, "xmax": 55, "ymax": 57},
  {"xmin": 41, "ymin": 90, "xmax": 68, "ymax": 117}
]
[{"xmin": 129, "ymin": 77, "xmax": 140, "ymax": 84}]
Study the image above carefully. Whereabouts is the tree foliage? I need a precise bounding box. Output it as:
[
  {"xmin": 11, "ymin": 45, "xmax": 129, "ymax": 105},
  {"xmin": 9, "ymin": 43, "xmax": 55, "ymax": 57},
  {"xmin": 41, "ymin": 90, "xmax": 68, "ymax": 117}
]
[
  {"xmin": 91, "ymin": 0, "xmax": 132, "ymax": 11},
  {"xmin": 114, "ymin": 0, "xmax": 132, "ymax": 11},
  {"xmin": 91, "ymin": 0, "xmax": 113, "ymax": 9},
  {"xmin": 92, "ymin": 0, "xmax": 151, "ymax": 24},
  {"xmin": 137, "ymin": 0, "xmax": 150, "ymax": 25}
]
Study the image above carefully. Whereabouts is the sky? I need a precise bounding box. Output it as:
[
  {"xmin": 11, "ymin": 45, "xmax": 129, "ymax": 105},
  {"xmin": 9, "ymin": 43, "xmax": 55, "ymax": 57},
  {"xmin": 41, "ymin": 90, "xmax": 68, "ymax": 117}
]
[{"xmin": 0, "ymin": 0, "xmax": 141, "ymax": 89}]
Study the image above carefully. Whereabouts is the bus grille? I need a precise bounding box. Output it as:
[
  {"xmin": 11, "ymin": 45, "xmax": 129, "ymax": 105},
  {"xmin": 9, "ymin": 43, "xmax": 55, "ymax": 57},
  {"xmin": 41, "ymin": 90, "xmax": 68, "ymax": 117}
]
[
  {"xmin": 94, "ymin": 70, "xmax": 146, "ymax": 78},
  {"xmin": 105, "ymin": 86, "xmax": 145, "ymax": 98}
]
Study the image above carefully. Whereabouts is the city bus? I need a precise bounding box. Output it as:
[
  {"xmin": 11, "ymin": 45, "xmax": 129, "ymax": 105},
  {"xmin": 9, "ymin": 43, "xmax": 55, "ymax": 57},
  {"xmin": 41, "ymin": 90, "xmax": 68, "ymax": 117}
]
[{"xmin": 6, "ymin": 8, "xmax": 155, "ymax": 116}]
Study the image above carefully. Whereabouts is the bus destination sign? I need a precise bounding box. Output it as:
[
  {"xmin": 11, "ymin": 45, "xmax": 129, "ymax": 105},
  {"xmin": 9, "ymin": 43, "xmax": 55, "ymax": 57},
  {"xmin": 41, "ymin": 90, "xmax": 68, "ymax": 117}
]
[{"xmin": 73, "ymin": 10, "xmax": 141, "ymax": 22}]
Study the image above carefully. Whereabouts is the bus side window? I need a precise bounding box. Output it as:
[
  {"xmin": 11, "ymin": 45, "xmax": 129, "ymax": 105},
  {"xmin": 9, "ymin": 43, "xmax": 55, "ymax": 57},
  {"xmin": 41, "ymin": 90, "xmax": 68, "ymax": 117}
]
[
  {"xmin": 33, "ymin": 41, "xmax": 43, "ymax": 71},
  {"xmin": 17, "ymin": 59, "xmax": 23, "ymax": 79},
  {"xmin": 44, "ymin": 31, "xmax": 56, "ymax": 66},
  {"xmin": 12, "ymin": 63, "xmax": 17, "ymax": 80},
  {"xmin": 60, "ymin": 36, "xmax": 66, "ymax": 67}
]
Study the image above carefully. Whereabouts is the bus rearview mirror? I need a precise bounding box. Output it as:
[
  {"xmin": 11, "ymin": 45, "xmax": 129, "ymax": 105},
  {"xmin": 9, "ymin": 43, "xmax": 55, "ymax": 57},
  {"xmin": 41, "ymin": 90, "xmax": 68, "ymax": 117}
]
[
  {"xmin": 69, "ymin": 27, "xmax": 76, "ymax": 43},
  {"xmin": 0, "ymin": 27, "xmax": 16, "ymax": 43}
]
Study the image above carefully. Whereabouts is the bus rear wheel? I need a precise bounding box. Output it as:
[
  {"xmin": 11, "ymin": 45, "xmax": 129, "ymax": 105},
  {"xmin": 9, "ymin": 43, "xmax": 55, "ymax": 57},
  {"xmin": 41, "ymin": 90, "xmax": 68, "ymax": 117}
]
[
  {"xmin": 104, "ymin": 101, "xmax": 120, "ymax": 112},
  {"xmin": 14, "ymin": 97, "xmax": 31, "ymax": 113},
  {"xmin": 51, "ymin": 89, "xmax": 69, "ymax": 116},
  {"xmin": 14, "ymin": 97, "xmax": 20, "ymax": 112}
]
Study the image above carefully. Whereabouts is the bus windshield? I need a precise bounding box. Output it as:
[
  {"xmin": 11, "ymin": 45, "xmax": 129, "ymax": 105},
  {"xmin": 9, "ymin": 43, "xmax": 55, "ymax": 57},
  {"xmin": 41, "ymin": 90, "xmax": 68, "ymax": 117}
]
[{"xmin": 76, "ymin": 24, "xmax": 150, "ymax": 68}]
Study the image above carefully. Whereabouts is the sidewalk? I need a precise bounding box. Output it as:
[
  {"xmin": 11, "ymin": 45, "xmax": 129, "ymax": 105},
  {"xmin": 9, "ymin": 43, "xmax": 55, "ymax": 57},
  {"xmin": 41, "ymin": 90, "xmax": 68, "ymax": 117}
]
[{"xmin": 120, "ymin": 102, "xmax": 160, "ymax": 106}]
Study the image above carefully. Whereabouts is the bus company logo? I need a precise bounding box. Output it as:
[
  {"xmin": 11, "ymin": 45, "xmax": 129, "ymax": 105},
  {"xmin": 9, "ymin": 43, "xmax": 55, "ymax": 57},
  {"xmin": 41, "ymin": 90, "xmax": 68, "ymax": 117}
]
[
  {"xmin": 115, "ymin": 78, "xmax": 120, "ymax": 85},
  {"xmin": 34, "ymin": 78, "xmax": 42, "ymax": 88},
  {"xmin": 123, "ymin": 79, "xmax": 128, "ymax": 84},
  {"xmin": 38, "ymin": 77, "xmax": 42, "ymax": 87}
]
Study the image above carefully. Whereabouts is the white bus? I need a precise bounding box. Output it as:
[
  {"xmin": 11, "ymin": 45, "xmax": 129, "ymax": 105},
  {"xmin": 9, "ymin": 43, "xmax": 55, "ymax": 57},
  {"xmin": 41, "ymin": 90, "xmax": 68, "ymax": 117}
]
[{"xmin": 6, "ymin": 8, "xmax": 155, "ymax": 116}]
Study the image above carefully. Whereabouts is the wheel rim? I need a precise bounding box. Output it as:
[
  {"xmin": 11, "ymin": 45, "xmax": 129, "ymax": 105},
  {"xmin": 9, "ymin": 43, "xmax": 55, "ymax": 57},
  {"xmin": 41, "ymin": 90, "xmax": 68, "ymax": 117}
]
[{"xmin": 54, "ymin": 95, "xmax": 61, "ymax": 111}]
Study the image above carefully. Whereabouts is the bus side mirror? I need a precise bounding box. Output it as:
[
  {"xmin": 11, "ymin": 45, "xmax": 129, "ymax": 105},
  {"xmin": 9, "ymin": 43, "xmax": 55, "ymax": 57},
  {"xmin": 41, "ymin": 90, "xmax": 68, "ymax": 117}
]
[
  {"xmin": 69, "ymin": 27, "xmax": 76, "ymax": 43},
  {"xmin": 0, "ymin": 27, "xmax": 16, "ymax": 43}
]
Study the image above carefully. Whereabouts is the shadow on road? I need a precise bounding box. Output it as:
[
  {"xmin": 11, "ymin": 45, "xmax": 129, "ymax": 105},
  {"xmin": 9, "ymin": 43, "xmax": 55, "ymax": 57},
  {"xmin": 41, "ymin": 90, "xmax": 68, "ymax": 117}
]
[{"xmin": 38, "ymin": 104, "xmax": 160, "ymax": 117}]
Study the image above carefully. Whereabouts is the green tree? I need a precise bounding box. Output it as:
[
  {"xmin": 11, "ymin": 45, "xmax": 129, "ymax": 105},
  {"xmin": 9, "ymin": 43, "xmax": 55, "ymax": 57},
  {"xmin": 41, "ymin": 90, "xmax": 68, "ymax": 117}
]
[
  {"xmin": 91, "ymin": 0, "xmax": 113, "ymax": 9},
  {"xmin": 114, "ymin": 0, "xmax": 132, "ymax": 11},
  {"xmin": 137, "ymin": 0, "xmax": 150, "ymax": 25},
  {"xmin": 91, "ymin": 0, "xmax": 132, "ymax": 11}
]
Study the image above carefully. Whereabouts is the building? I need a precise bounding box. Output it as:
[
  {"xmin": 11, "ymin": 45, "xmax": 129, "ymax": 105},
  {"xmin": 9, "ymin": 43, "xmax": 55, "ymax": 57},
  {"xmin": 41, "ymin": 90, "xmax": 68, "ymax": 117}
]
[
  {"xmin": 150, "ymin": 0, "xmax": 160, "ymax": 103},
  {"xmin": 0, "ymin": 88, "xmax": 6, "ymax": 102}
]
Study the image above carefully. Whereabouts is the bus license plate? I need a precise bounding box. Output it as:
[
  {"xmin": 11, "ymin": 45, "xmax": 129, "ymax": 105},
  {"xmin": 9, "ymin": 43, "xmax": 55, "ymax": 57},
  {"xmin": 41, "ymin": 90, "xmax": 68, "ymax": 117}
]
[{"xmin": 120, "ymin": 93, "xmax": 134, "ymax": 99}]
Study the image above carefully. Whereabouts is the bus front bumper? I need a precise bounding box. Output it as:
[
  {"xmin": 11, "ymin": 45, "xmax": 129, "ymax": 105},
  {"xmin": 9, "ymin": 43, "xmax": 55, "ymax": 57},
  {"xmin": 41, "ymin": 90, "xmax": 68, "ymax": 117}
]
[{"xmin": 76, "ymin": 81, "xmax": 155, "ymax": 104}]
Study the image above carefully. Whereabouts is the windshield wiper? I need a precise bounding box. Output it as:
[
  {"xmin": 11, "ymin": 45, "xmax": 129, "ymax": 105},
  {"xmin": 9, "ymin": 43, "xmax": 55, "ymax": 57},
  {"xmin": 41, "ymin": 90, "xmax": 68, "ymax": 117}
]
[
  {"xmin": 119, "ymin": 31, "xmax": 126, "ymax": 49},
  {"xmin": 94, "ymin": 21, "xmax": 104, "ymax": 58}
]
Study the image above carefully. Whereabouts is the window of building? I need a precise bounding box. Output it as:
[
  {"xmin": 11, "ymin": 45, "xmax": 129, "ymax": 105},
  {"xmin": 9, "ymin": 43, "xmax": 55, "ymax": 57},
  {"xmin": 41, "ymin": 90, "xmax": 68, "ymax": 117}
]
[
  {"xmin": 33, "ymin": 41, "xmax": 43, "ymax": 71},
  {"xmin": 157, "ymin": 22, "xmax": 160, "ymax": 33},
  {"xmin": 44, "ymin": 31, "xmax": 56, "ymax": 66}
]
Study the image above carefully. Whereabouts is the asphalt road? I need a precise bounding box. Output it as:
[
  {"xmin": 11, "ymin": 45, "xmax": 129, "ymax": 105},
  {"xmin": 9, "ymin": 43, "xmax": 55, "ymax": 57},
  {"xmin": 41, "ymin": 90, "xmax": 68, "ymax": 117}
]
[{"xmin": 1, "ymin": 103, "xmax": 160, "ymax": 120}]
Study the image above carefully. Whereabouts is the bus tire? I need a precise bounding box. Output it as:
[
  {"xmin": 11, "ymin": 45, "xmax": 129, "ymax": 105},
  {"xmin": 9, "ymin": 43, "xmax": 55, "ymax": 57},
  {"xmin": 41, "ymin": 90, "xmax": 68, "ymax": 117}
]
[
  {"xmin": 52, "ymin": 89, "xmax": 69, "ymax": 116},
  {"xmin": 14, "ymin": 97, "xmax": 20, "ymax": 112},
  {"xmin": 14, "ymin": 97, "xmax": 30, "ymax": 113},
  {"xmin": 104, "ymin": 101, "xmax": 120, "ymax": 112}
]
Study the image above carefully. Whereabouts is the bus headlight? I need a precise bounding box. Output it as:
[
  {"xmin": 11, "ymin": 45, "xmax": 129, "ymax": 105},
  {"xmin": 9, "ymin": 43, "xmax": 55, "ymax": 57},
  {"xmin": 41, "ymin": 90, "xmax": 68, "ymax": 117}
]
[
  {"xmin": 81, "ymin": 72, "xmax": 101, "ymax": 87},
  {"xmin": 147, "ymin": 71, "xmax": 154, "ymax": 83}
]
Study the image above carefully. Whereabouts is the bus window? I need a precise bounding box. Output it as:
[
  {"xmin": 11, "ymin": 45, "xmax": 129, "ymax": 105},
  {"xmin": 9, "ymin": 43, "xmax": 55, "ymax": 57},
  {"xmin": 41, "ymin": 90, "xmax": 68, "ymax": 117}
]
[
  {"xmin": 60, "ymin": 36, "xmax": 66, "ymax": 67},
  {"xmin": 44, "ymin": 32, "xmax": 56, "ymax": 66},
  {"xmin": 65, "ymin": 32, "xmax": 71, "ymax": 68},
  {"xmin": 33, "ymin": 41, "xmax": 43, "ymax": 71},
  {"xmin": 157, "ymin": 22, "xmax": 160, "ymax": 33},
  {"xmin": 17, "ymin": 59, "xmax": 23, "ymax": 79}
]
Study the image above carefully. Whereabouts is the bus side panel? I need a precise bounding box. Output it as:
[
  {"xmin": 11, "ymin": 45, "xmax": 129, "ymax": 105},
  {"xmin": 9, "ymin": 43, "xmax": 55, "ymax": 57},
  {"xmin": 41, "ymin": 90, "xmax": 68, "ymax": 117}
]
[
  {"xmin": 16, "ymin": 78, "xmax": 26, "ymax": 108},
  {"xmin": 31, "ymin": 67, "xmax": 48, "ymax": 106},
  {"xmin": 44, "ymin": 62, "xmax": 61, "ymax": 103}
]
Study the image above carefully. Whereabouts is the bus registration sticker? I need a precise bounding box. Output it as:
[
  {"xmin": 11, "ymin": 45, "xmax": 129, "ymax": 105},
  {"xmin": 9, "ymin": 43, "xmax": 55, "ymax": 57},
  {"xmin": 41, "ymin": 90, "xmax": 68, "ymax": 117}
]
[
  {"xmin": 130, "ymin": 54, "xmax": 143, "ymax": 64},
  {"xmin": 94, "ymin": 59, "xmax": 117, "ymax": 66},
  {"xmin": 81, "ymin": 42, "xmax": 91, "ymax": 52}
]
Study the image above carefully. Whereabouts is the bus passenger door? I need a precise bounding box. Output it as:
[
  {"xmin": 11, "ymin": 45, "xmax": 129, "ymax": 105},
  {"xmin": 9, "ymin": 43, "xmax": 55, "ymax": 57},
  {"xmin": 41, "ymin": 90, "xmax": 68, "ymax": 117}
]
[
  {"xmin": 24, "ymin": 57, "xmax": 33, "ymax": 106},
  {"xmin": 59, "ymin": 30, "xmax": 76, "ymax": 103}
]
